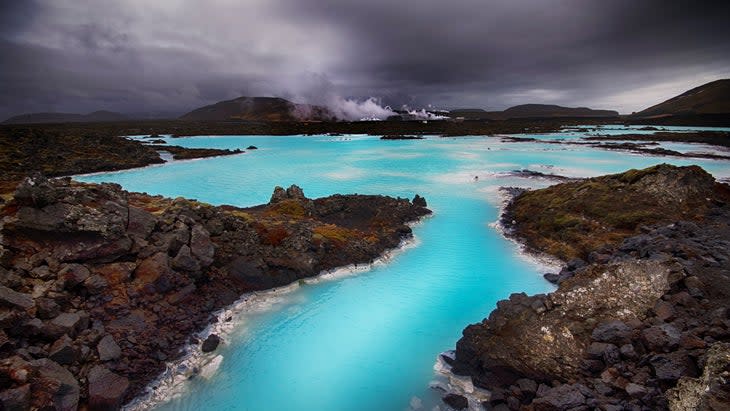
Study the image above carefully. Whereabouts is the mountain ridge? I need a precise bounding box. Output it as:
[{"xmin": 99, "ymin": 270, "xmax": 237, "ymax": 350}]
[
  {"xmin": 178, "ymin": 96, "xmax": 334, "ymax": 122},
  {"xmin": 633, "ymin": 79, "xmax": 730, "ymax": 118},
  {"xmin": 449, "ymin": 104, "xmax": 618, "ymax": 120}
]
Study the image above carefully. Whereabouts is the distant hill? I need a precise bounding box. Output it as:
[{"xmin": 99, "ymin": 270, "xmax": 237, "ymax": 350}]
[
  {"xmin": 3, "ymin": 110, "xmax": 129, "ymax": 124},
  {"xmin": 449, "ymin": 104, "xmax": 618, "ymax": 120},
  {"xmin": 633, "ymin": 79, "xmax": 730, "ymax": 118},
  {"xmin": 179, "ymin": 97, "xmax": 334, "ymax": 122}
]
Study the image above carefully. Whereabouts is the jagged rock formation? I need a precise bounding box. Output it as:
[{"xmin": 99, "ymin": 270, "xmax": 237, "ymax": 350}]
[
  {"xmin": 452, "ymin": 164, "xmax": 730, "ymax": 410},
  {"xmin": 0, "ymin": 175, "xmax": 430, "ymax": 410}
]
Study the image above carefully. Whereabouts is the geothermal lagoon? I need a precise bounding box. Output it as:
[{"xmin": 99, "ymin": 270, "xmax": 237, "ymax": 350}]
[{"xmin": 77, "ymin": 126, "xmax": 730, "ymax": 411}]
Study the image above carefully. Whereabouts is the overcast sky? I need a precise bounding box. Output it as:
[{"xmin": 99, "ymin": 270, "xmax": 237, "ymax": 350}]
[{"xmin": 1, "ymin": 0, "xmax": 729, "ymax": 119}]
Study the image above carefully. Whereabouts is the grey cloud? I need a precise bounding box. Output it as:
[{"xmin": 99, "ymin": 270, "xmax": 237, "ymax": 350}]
[{"xmin": 1, "ymin": 0, "xmax": 729, "ymax": 119}]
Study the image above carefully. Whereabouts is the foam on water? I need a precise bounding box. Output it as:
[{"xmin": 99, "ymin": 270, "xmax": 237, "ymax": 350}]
[{"xmin": 77, "ymin": 126, "xmax": 730, "ymax": 411}]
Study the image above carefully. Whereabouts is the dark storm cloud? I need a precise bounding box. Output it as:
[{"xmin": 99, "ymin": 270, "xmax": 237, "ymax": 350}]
[{"xmin": 1, "ymin": 0, "xmax": 729, "ymax": 119}]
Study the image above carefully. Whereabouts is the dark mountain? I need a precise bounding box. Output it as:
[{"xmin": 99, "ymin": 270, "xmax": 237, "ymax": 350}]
[
  {"xmin": 3, "ymin": 110, "xmax": 129, "ymax": 124},
  {"xmin": 449, "ymin": 104, "xmax": 618, "ymax": 120},
  {"xmin": 498, "ymin": 104, "xmax": 618, "ymax": 119},
  {"xmin": 633, "ymin": 79, "xmax": 730, "ymax": 118},
  {"xmin": 179, "ymin": 96, "xmax": 334, "ymax": 122}
]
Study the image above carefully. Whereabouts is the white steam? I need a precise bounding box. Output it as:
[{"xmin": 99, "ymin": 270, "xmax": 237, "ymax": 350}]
[
  {"xmin": 324, "ymin": 96, "xmax": 395, "ymax": 121},
  {"xmin": 405, "ymin": 108, "xmax": 449, "ymax": 120}
]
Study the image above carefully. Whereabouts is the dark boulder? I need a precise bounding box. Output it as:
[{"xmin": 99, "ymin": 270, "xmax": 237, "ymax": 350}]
[
  {"xmin": 591, "ymin": 320, "xmax": 631, "ymax": 344},
  {"xmin": 532, "ymin": 384, "xmax": 586, "ymax": 411},
  {"xmin": 48, "ymin": 335, "xmax": 77, "ymax": 365},
  {"xmin": 29, "ymin": 358, "xmax": 79, "ymax": 411},
  {"xmin": 650, "ymin": 352, "xmax": 698, "ymax": 381},
  {"xmin": 442, "ymin": 393, "xmax": 468, "ymax": 410},
  {"xmin": 0, "ymin": 286, "xmax": 33, "ymax": 310},
  {"xmin": 412, "ymin": 194, "xmax": 427, "ymax": 207},
  {"xmin": 201, "ymin": 334, "xmax": 221, "ymax": 353},
  {"xmin": 642, "ymin": 324, "xmax": 681, "ymax": 351},
  {"xmin": 87, "ymin": 365, "xmax": 129, "ymax": 411},
  {"xmin": 0, "ymin": 383, "xmax": 30, "ymax": 411},
  {"xmin": 97, "ymin": 334, "xmax": 122, "ymax": 362},
  {"xmin": 58, "ymin": 264, "xmax": 91, "ymax": 289}
]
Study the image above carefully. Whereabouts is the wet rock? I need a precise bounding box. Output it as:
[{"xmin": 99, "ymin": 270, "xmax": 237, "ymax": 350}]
[
  {"xmin": 87, "ymin": 365, "xmax": 129, "ymax": 411},
  {"xmin": 442, "ymin": 393, "xmax": 468, "ymax": 410},
  {"xmin": 0, "ymin": 285, "xmax": 33, "ymax": 309},
  {"xmin": 30, "ymin": 358, "xmax": 79, "ymax": 411},
  {"xmin": 201, "ymin": 334, "xmax": 221, "ymax": 353},
  {"xmin": 246, "ymin": 145, "xmax": 258, "ymax": 150},
  {"xmin": 0, "ymin": 383, "xmax": 30, "ymax": 411},
  {"xmin": 97, "ymin": 334, "xmax": 122, "ymax": 361},
  {"xmin": 543, "ymin": 273, "xmax": 560, "ymax": 283}
]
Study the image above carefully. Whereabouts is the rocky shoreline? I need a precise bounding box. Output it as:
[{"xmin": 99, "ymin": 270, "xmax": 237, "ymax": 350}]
[
  {"xmin": 0, "ymin": 127, "xmax": 243, "ymax": 195},
  {"xmin": 0, "ymin": 176, "xmax": 431, "ymax": 410},
  {"xmin": 449, "ymin": 164, "xmax": 730, "ymax": 410}
]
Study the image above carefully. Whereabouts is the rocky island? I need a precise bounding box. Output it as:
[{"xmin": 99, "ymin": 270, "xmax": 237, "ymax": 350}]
[
  {"xmin": 450, "ymin": 164, "xmax": 730, "ymax": 410},
  {"xmin": 0, "ymin": 176, "xmax": 431, "ymax": 410}
]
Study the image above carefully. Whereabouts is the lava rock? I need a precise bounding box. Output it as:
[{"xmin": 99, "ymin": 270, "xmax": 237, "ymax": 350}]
[
  {"xmin": 97, "ymin": 334, "xmax": 122, "ymax": 362},
  {"xmin": 591, "ymin": 320, "xmax": 632, "ymax": 344},
  {"xmin": 442, "ymin": 393, "xmax": 468, "ymax": 410},
  {"xmin": 30, "ymin": 358, "xmax": 79, "ymax": 411},
  {"xmin": 201, "ymin": 334, "xmax": 221, "ymax": 353},
  {"xmin": 87, "ymin": 365, "xmax": 129, "ymax": 411},
  {"xmin": 48, "ymin": 335, "xmax": 77, "ymax": 365},
  {"xmin": 532, "ymin": 384, "xmax": 586, "ymax": 411},
  {"xmin": 650, "ymin": 352, "xmax": 698, "ymax": 381},
  {"xmin": 58, "ymin": 264, "xmax": 91, "ymax": 289},
  {"xmin": 642, "ymin": 324, "xmax": 681, "ymax": 351},
  {"xmin": 0, "ymin": 285, "xmax": 33, "ymax": 309},
  {"xmin": 0, "ymin": 383, "xmax": 30, "ymax": 411},
  {"xmin": 412, "ymin": 194, "xmax": 427, "ymax": 207}
]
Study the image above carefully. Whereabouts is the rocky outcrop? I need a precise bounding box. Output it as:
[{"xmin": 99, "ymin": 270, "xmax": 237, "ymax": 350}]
[
  {"xmin": 452, "ymin": 165, "xmax": 730, "ymax": 410},
  {"xmin": 0, "ymin": 127, "xmax": 244, "ymax": 194},
  {"xmin": 0, "ymin": 175, "xmax": 430, "ymax": 410}
]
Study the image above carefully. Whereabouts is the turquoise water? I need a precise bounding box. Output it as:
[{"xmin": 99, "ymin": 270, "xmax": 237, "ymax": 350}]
[{"xmin": 78, "ymin": 133, "xmax": 730, "ymax": 411}]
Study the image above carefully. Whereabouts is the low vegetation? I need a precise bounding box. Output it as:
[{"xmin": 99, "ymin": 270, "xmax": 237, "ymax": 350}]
[{"xmin": 507, "ymin": 164, "xmax": 724, "ymax": 260}]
